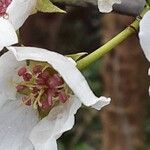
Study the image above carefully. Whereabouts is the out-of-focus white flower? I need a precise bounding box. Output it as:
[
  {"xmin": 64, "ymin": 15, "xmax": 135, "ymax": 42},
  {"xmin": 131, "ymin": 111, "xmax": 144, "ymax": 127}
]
[
  {"xmin": 139, "ymin": 11, "xmax": 150, "ymax": 61},
  {"xmin": 0, "ymin": 0, "xmax": 37, "ymax": 50},
  {"xmin": 0, "ymin": 46, "xmax": 111, "ymax": 150},
  {"xmin": 139, "ymin": 11, "xmax": 150, "ymax": 94},
  {"xmin": 98, "ymin": 0, "xmax": 121, "ymax": 13}
]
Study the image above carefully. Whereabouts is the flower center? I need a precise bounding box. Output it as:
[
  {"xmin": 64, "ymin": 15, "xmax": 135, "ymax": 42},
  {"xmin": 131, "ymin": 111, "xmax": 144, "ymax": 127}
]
[
  {"xmin": 0, "ymin": 0, "xmax": 12, "ymax": 17},
  {"xmin": 16, "ymin": 61, "xmax": 72, "ymax": 118}
]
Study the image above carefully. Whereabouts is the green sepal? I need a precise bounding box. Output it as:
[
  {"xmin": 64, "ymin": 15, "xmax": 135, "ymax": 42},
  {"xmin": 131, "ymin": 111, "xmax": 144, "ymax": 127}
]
[
  {"xmin": 36, "ymin": 0, "xmax": 66, "ymax": 13},
  {"xmin": 67, "ymin": 52, "xmax": 88, "ymax": 61}
]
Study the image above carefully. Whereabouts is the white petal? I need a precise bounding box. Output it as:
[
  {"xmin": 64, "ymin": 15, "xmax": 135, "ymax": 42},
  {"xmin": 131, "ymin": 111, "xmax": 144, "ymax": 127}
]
[
  {"xmin": 148, "ymin": 67, "xmax": 150, "ymax": 76},
  {"xmin": 92, "ymin": 96, "xmax": 111, "ymax": 110},
  {"xmin": 30, "ymin": 96, "xmax": 81, "ymax": 150},
  {"xmin": 139, "ymin": 11, "xmax": 150, "ymax": 62},
  {"xmin": 0, "ymin": 100, "xmax": 39, "ymax": 150},
  {"xmin": 7, "ymin": 46, "xmax": 111, "ymax": 109},
  {"xmin": 0, "ymin": 51, "xmax": 25, "ymax": 108},
  {"xmin": 98, "ymin": 0, "xmax": 121, "ymax": 13},
  {"xmin": 0, "ymin": 18, "xmax": 18, "ymax": 50},
  {"xmin": 7, "ymin": 0, "xmax": 37, "ymax": 30}
]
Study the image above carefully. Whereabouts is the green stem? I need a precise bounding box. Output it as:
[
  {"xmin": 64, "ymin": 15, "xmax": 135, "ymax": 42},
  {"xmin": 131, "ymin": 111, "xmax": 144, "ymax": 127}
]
[{"xmin": 77, "ymin": 6, "xmax": 149, "ymax": 70}]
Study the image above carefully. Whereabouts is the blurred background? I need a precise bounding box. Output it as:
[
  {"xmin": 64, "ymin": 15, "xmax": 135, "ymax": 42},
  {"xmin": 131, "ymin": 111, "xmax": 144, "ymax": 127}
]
[{"xmin": 20, "ymin": 4, "xmax": 150, "ymax": 150}]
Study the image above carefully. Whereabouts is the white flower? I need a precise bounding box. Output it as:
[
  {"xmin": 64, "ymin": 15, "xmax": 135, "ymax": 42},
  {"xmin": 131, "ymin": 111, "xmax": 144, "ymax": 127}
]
[
  {"xmin": 98, "ymin": 0, "xmax": 121, "ymax": 13},
  {"xmin": 0, "ymin": 0, "xmax": 37, "ymax": 50},
  {"xmin": 139, "ymin": 11, "xmax": 150, "ymax": 61},
  {"xmin": 139, "ymin": 11, "xmax": 150, "ymax": 94},
  {"xmin": 0, "ymin": 46, "xmax": 111, "ymax": 150}
]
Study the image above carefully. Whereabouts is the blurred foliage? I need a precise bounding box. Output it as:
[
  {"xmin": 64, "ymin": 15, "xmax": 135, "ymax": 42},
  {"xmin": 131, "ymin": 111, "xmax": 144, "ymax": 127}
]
[{"xmin": 82, "ymin": 60, "xmax": 102, "ymax": 96}]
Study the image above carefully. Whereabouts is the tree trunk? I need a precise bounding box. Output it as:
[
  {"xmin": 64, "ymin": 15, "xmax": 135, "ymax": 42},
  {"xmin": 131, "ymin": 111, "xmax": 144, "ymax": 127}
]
[{"xmin": 100, "ymin": 13, "xmax": 149, "ymax": 150}]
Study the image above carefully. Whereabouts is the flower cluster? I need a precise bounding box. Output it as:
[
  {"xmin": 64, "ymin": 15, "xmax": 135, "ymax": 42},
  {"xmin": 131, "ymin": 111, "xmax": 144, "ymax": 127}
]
[{"xmin": 0, "ymin": 0, "xmax": 122, "ymax": 149}]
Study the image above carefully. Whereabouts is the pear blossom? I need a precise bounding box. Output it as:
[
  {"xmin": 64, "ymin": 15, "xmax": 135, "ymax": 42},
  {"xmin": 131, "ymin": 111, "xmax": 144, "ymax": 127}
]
[
  {"xmin": 139, "ymin": 11, "xmax": 150, "ymax": 62},
  {"xmin": 0, "ymin": 46, "xmax": 111, "ymax": 150},
  {"xmin": 0, "ymin": 0, "xmax": 37, "ymax": 50},
  {"xmin": 139, "ymin": 11, "xmax": 150, "ymax": 94},
  {"xmin": 98, "ymin": 0, "xmax": 121, "ymax": 13}
]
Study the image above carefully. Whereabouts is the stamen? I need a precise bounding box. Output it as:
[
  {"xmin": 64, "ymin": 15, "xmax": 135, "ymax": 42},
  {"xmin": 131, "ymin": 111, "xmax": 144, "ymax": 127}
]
[
  {"xmin": 36, "ymin": 78, "xmax": 46, "ymax": 85},
  {"xmin": 18, "ymin": 67, "xmax": 27, "ymax": 76},
  {"xmin": 41, "ymin": 93, "xmax": 53, "ymax": 110},
  {"xmin": 33, "ymin": 65, "xmax": 42, "ymax": 75},
  {"xmin": 22, "ymin": 96, "xmax": 31, "ymax": 106},
  {"xmin": 33, "ymin": 89, "xmax": 44, "ymax": 109},
  {"xmin": 32, "ymin": 87, "xmax": 39, "ymax": 94},
  {"xmin": 42, "ymin": 65, "xmax": 50, "ymax": 72},
  {"xmin": 16, "ymin": 85, "xmax": 27, "ymax": 92},
  {"xmin": 47, "ymin": 92, "xmax": 53, "ymax": 106},
  {"xmin": 59, "ymin": 91, "xmax": 69, "ymax": 103},
  {"xmin": 47, "ymin": 74, "xmax": 64, "ymax": 88},
  {"xmin": 16, "ymin": 62, "xmax": 71, "ymax": 118},
  {"xmin": 0, "ymin": 0, "xmax": 12, "ymax": 17},
  {"xmin": 23, "ymin": 73, "xmax": 32, "ymax": 81},
  {"xmin": 40, "ymin": 70, "xmax": 50, "ymax": 80},
  {"xmin": 41, "ymin": 99, "xmax": 51, "ymax": 110},
  {"xmin": 22, "ymin": 93, "xmax": 36, "ymax": 106}
]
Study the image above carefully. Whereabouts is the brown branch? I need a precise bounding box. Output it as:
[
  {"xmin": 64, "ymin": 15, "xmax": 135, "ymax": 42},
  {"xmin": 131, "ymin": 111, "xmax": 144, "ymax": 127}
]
[{"xmin": 51, "ymin": 0, "xmax": 146, "ymax": 16}]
